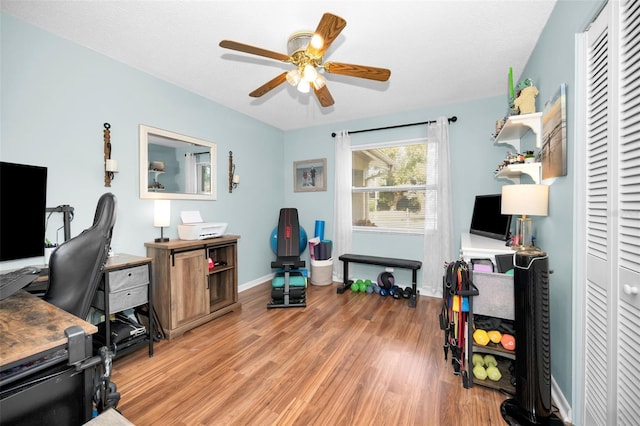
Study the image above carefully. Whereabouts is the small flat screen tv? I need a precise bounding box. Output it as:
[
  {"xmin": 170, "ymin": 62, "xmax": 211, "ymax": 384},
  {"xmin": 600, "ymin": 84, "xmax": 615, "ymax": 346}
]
[
  {"xmin": 469, "ymin": 194, "xmax": 512, "ymax": 241},
  {"xmin": 0, "ymin": 161, "xmax": 48, "ymax": 261}
]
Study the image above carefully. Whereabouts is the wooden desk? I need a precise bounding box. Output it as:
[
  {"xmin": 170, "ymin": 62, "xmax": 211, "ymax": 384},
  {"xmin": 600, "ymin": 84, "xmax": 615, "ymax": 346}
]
[
  {"xmin": 0, "ymin": 290, "xmax": 98, "ymax": 424},
  {"xmin": 23, "ymin": 254, "xmax": 155, "ymax": 358},
  {"xmin": 0, "ymin": 290, "xmax": 97, "ymax": 367},
  {"xmin": 460, "ymin": 232, "xmax": 515, "ymax": 267}
]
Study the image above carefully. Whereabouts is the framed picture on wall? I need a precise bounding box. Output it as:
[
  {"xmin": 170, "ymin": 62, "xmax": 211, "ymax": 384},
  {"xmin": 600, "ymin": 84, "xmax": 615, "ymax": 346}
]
[
  {"xmin": 293, "ymin": 158, "xmax": 327, "ymax": 192},
  {"xmin": 539, "ymin": 83, "xmax": 567, "ymax": 180}
]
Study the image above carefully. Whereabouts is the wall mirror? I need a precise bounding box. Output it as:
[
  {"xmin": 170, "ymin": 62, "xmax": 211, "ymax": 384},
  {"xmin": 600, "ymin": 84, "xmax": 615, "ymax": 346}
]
[{"xmin": 139, "ymin": 125, "xmax": 217, "ymax": 200}]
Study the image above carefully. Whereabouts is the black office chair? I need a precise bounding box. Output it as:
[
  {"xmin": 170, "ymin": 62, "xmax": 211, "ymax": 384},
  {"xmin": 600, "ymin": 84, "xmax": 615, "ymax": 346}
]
[
  {"xmin": 43, "ymin": 192, "xmax": 117, "ymax": 319},
  {"xmin": 267, "ymin": 208, "xmax": 306, "ymax": 309}
]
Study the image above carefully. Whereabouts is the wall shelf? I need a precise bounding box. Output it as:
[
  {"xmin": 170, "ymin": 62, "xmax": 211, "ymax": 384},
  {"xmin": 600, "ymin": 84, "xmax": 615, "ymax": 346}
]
[
  {"xmin": 495, "ymin": 162, "xmax": 542, "ymax": 184},
  {"xmin": 493, "ymin": 112, "xmax": 543, "ymax": 151}
]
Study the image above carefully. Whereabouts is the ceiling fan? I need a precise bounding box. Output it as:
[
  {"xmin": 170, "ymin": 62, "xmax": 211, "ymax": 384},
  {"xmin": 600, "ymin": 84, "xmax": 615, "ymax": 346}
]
[{"xmin": 219, "ymin": 13, "xmax": 391, "ymax": 107}]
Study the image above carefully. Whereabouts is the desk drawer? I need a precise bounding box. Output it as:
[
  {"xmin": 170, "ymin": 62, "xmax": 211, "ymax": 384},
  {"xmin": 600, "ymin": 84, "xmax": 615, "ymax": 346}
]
[
  {"xmin": 95, "ymin": 284, "xmax": 148, "ymax": 313},
  {"xmin": 107, "ymin": 265, "xmax": 149, "ymax": 292}
]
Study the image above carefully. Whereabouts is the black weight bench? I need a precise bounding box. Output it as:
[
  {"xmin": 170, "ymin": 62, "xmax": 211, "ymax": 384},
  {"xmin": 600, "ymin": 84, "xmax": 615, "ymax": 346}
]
[{"xmin": 337, "ymin": 254, "xmax": 422, "ymax": 307}]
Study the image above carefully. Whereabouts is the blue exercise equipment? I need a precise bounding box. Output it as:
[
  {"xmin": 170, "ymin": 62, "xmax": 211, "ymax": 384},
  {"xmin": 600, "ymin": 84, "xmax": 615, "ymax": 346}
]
[{"xmin": 270, "ymin": 225, "xmax": 307, "ymax": 255}]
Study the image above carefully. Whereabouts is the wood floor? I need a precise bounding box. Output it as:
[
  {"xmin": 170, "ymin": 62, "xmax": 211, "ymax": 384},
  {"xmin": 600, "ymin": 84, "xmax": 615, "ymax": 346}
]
[{"xmin": 111, "ymin": 282, "xmax": 511, "ymax": 425}]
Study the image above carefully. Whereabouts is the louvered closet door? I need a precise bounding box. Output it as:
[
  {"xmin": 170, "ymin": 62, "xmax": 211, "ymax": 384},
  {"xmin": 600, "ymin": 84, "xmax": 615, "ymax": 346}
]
[
  {"xmin": 583, "ymin": 1, "xmax": 640, "ymax": 424},
  {"xmin": 617, "ymin": 0, "xmax": 640, "ymax": 424},
  {"xmin": 584, "ymin": 4, "xmax": 613, "ymax": 424}
]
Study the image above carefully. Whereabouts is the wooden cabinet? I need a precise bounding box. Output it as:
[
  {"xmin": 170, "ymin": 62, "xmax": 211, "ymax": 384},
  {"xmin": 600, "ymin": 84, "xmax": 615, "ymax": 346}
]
[
  {"xmin": 145, "ymin": 235, "xmax": 240, "ymax": 340},
  {"xmin": 171, "ymin": 249, "xmax": 209, "ymax": 328}
]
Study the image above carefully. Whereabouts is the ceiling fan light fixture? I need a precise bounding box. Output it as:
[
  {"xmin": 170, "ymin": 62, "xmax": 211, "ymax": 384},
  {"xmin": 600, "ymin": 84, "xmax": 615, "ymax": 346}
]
[
  {"xmin": 297, "ymin": 80, "xmax": 310, "ymax": 93},
  {"xmin": 220, "ymin": 13, "xmax": 389, "ymax": 108},
  {"xmin": 313, "ymin": 74, "xmax": 327, "ymax": 90},
  {"xmin": 286, "ymin": 68, "xmax": 301, "ymax": 86},
  {"xmin": 310, "ymin": 34, "xmax": 324, "ymax": 50},
  {"xmin": 287, "ymin": 31, "xmax": 314, "ymax": 55},
  {"xmin": 303, "ymin": 63, "xmax": 318, "ymax": 83}
]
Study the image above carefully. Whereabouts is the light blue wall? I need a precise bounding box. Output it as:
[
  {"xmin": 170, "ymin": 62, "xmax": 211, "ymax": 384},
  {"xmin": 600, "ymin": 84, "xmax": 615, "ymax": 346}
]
[
  {"xmin": 0, "ymin": 13, "xmax": 284, "ymax": 285},
  {"xmin": 517, "ymin": 0, "xmax": 605, "ymax": 406}
]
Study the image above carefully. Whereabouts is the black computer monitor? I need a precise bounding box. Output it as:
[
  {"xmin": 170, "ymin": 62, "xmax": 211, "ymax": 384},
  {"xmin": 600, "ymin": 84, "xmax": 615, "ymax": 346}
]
[
  {"xmin": 0, "ymin": 161, "xmax": 48, "ymax": 261},
  {"xmin": 469, "ymin": 193, "xmax": 512, "ymax": 241}
]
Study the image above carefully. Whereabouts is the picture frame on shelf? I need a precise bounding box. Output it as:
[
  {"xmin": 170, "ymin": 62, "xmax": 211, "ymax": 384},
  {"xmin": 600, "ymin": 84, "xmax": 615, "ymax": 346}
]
[
  {"xmin": 539, "ymin": 83, "xmax": 567, "ymax": 179},
  {"xmin": 293, "ymin": 158, "xmax": 327, "ymax": 192}
]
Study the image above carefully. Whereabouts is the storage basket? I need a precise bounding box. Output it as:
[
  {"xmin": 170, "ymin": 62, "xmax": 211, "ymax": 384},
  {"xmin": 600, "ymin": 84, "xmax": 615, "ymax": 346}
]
[{"xmin": 310, "ymin": 258, "xmax": 333, "ymax": 286}]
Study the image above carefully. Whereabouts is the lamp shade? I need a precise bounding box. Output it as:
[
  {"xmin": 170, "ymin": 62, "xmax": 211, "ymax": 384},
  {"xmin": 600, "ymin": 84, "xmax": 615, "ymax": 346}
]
[
  {"xmin": 153, "ymin": 200, "xmax": 171, "ymax": 227},
  {"xmin": 501, "ymin": 184, "xmax": 549, "ymax": 217}
]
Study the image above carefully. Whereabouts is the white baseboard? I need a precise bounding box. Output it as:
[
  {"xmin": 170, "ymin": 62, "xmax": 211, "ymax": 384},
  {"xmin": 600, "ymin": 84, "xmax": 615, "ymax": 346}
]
[
  {"xmin": 418, "ymin": 286, "xmax": 441, "ymax": 299},
  {"xmin": 238, "ymin": 273, "xmax": 273, "ymax": 293},
  {"xmin": 551, "ymin": 375, "xmax": 572, "ymax": 423}
]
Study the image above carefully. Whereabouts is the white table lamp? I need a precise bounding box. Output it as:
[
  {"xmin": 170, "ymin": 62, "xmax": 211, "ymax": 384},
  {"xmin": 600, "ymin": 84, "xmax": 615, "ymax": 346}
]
[
  {"xmin": 154, "ymin": 200, "xmax": 171, "ymax": 242},
  {"xmin": 501, "ymin": 184, "xmax": 549, "ymax": 249}
]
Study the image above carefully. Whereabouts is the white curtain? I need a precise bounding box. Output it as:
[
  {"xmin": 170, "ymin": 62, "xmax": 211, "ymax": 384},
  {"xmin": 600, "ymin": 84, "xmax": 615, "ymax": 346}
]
[
  {"xmin": 332, "ymin": 130, "xmax": 352, "ymax": 281},
  {"xmin": 184, "ymin": 153, "xmax": 197, "ymax": 193},
  {"xmin": 422, "ymin": 117, "xmax": 453, "ymax": 297}
]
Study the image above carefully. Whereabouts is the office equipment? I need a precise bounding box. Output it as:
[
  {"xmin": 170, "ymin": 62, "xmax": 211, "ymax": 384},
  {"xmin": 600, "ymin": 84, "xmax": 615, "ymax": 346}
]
[
  {"xmin": 0, "ymin": 290, "xmax": 98, "ymax": 424},
  {"xmin": 44, "ymin": 204, "xmax": 75, "ymax": 242},
  {"xmin": 0, "ymin": 266, "xmax": 40, "ymax": 300},
  {"xmin": 44, "ymin": 192, "xmax": 117, "ymax": 318},
  {"xmin": 0, "ymin": 161, "xmax": 47, "ymax": 262},
  {"xmin": 268, "ymin": 208, "xmax": 306, "ymax": 309},
  {"xmin": 178, "ymin": 211, "xmax": 228, "ymax": 240},
  {"xmin": 469, "ymin": 194, "xmax": 513, "ymax": 241}
]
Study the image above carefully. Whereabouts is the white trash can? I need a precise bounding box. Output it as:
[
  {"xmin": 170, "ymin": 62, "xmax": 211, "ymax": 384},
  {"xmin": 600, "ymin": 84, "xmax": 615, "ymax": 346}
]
[{"xmin": 310, "ymin": 258, "xmax": 333, "ymax": 286}]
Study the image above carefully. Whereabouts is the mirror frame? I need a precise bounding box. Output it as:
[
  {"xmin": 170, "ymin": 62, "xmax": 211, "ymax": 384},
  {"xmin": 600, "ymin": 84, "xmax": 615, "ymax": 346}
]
[{"xmin": 139, "ymin": 124, "xmax": 217, "ymax": 200}]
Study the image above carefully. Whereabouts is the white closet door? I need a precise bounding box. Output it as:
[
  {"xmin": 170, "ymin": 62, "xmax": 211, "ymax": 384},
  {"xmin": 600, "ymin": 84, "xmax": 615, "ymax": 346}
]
[
  {"xmin": 582, "ymin": 1, "xmax": 640, "ymax": 424},
  {"xmin": 617, "ymin": 0, "xmax": 640, "ymax": 424},
  {"xmin": 584, "ymin": 3, "xmax": 614, "ymax": 424}
]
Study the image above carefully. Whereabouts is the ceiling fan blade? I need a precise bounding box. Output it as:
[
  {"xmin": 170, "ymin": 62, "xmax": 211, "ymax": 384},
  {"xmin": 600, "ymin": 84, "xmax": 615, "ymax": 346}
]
[
  {"xmin": 313, "ymin": 84, "xmax": 335, "ymax": 107},
  {"xmin": 249, "ymin": 72, "xmax": 288, "ymax": 98},
  {"xmin": 219, "ymin": 40, "xmax": 291, "ymax": 62},
  {"xmin": 306, "ymin": 13, "xmax": 347, "ymax": 58},
  {"xmin": 324, "ymin": 61, "xmax": 391, "ymax": 82}
]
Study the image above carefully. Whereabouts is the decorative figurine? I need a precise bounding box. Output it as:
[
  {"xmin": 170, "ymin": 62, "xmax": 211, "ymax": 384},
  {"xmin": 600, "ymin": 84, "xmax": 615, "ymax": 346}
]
[{"xmin": 514, "ymin": 85, "xmax": 539, "ymax": 114}]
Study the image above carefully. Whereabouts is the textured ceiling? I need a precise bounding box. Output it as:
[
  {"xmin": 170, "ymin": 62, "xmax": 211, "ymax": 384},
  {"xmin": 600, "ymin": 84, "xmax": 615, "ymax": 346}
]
[{"xmin": 1, "ymin": 1, "xmax": 557, "ymax": 131}]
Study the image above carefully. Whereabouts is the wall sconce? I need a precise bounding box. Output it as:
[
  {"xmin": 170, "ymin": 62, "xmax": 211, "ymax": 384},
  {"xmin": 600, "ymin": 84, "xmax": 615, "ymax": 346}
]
[
  {"xmin": 153, "ymin": 200, "xmax": 171, "ymax": 242},
  {"xmin": 103, "ymin": 122, "xmax": 118, "ymax": 187},
  {"xmin": 229, "ymin": 151, "xmax": 240, "ymax": 193},
  {"xmin": 501, "ymin": 184, "xmax": 549, "ymax": 250}
]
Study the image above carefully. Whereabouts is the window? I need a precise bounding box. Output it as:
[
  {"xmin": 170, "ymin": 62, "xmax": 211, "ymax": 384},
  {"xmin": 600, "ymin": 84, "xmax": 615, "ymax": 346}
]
[
  {"xmin": 352, "ymin": 139, "xmax": 434, "ymax": 232},
  {"xmin": 197, "ymin": 162, "xmax": 211, "ymax": 193}
]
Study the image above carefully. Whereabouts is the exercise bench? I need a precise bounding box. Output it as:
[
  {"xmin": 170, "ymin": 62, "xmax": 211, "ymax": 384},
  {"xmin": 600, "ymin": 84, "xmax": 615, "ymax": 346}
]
[{"xmin": 337, "ymin": 254, "xmax": 423, "ymax": 307}]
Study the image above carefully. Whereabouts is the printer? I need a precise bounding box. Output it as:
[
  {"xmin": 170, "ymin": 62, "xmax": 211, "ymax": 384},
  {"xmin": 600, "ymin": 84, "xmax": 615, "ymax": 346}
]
[{"xmin": 178, "ymin": 211, "xmax": 228, "ymax": 240}]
